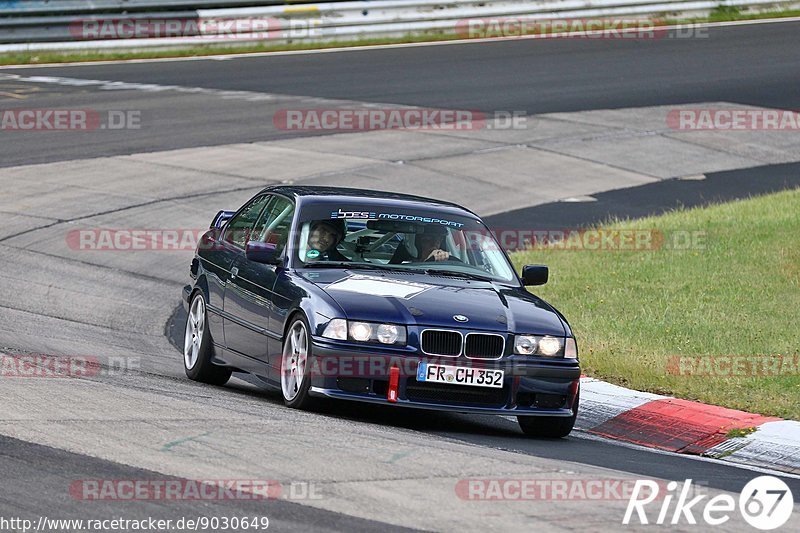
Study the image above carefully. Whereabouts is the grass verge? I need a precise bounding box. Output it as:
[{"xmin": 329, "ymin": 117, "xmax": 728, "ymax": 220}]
[
  {"xmin": 510, "ymin": 189, "xmax": 800, "ymax": 420},
  {"xmin": 1, "ymin": 7, "xmax": 799, "ymax": 66}
]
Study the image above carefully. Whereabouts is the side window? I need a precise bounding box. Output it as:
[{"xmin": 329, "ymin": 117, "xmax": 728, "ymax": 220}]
[
  {"xmin": 251, "ymin": 196, "xmax": 295, "ymax": 257},
  {"xmin": 223, "ymin": 195, "xmax": 270, "ymax": 248}
]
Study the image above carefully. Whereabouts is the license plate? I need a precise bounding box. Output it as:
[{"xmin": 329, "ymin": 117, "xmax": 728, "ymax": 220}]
[{"xmin": 416, "ymin": 363, "xmax": 504, "ymax": 388}]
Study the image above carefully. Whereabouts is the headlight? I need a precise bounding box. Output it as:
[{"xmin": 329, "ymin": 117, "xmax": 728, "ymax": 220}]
[
  {"xmin": 514, "ymin": 335, "xmax": 538, "ymax": 355},
  {"xmin": 322, "ymin": 319, "xmax": 406, "ymax": 345},
  {"xmin": 349, "ymin": 322, "xmax": 373, "ymax": 342},
  {"xmin": 538, "ymin": 336, "xmax": 561, "ymax": 356},
  {"xmin": 322, "ymin": 318, "xmax": 347, "ymax": 340},
  {"xmin": 513, "ymin": 334, "xmax": 568, "ymax": 356}
]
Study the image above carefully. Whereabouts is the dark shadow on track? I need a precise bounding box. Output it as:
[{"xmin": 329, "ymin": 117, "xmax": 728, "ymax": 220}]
[
  {"xmin": 484, "ymin": 162, "xmax": 800, "ymax": 231},
  {"xmin": 165, "ymin": 300, "xmax": 188, "ymax": 352}
]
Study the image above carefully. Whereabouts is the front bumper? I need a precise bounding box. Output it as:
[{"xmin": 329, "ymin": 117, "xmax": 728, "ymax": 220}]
[{"xmin": 308, "ymin": 338, "xmax": 580, "ymax": 416}]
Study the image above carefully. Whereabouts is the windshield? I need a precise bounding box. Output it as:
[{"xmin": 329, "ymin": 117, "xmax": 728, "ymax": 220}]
[{"xmin": 294, "ymin": 204, "xmax": 517, "ymax": 283}]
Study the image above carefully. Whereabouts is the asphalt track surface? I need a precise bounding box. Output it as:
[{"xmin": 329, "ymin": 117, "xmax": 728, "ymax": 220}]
[
  {"xmin": 483, "ymin": 161, "xmax": 800, "ymax": 230},
  {"xmin": 13, "ymin": 22, "xmax": 800, "ymax": 111},
  {"xmin": 1, "ymin": 20, "xmax": 800, "ymax": 532},
  {"xmin": 0, "ymin": 435, "xmax": 415, "ymax": 533},
  {"xmin": 0, "ymin": 20, "xmax": 798, "ymax": 166}
]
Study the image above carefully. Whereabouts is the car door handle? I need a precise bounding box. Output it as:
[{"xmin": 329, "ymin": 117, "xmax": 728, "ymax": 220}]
[{"xmin": 231, "ymin": 266, "xmax": 239, "ymax": 279}]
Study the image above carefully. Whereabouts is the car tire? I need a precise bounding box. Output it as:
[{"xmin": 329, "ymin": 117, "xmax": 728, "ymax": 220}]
[
  {"xmin": 517, "ymin": 393, "xmax": 579, "ymax": 438},
  {"xmin": 184, "ymin": 292, "xmax": 232, "ymax": 386},
  {"xmin": 281, "ymin": 314, "xmax": 316, "ymax": 410}
]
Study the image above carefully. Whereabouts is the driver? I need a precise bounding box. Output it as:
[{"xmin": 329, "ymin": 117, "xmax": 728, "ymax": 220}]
[
  {"xmin": 306, "ymin": 220, "xmax": 348, "ymax": 262},
  {"xmin": 390, "ymin": 225, "xmax": 454, "ymax": 263}
]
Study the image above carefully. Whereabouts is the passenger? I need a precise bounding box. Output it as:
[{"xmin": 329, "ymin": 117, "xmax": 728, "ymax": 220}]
[{"xmin": 390, "ymin": 225, "xmax": 453, "ymax": 263}]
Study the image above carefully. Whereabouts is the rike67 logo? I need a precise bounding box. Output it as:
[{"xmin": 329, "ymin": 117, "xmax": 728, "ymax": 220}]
[{"xmin": 624, "ymin": 476, "xmax": 794, "ymax": 530}]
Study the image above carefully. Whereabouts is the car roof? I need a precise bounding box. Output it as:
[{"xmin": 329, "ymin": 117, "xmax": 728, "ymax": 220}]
[{"xmin": 259, "ymin": 185, "xmax": 479, "ymax": 217}]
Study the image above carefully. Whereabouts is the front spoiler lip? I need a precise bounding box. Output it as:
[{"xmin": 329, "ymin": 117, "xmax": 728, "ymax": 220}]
[{"xmin": 308, "ymin": 387, "xmax": 575, "ymax": 417}]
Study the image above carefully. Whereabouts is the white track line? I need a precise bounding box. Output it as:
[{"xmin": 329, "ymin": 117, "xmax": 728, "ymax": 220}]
[{"xmin": 1, "ymin": 16, "xmax": 799, "ymax": 70}]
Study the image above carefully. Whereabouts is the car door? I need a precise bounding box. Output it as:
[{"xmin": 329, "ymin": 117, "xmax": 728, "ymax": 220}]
[
  {"xmin": 224, "ymin": 195, "xmax": 295, "ymax": 365},
  {"xmin": 216, "ymin": 194, "xmax": 271, "ymax": 350},
  {"xmin": 199, "ymin": 195, "xmax": 268, "ymax": 346}
]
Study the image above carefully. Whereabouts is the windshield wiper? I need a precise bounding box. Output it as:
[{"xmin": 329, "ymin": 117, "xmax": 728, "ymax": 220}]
[{"xmin": 423, "ymin": 269, "xmax": 494, "ymax": 282}]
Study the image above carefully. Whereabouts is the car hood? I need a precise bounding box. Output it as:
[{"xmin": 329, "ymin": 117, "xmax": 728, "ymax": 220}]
[{"xmin": 304, "ymin": 270, "xmax": 566, "ymax": 336}]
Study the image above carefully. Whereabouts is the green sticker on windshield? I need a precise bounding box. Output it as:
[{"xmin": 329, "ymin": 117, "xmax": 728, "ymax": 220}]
[{"xmin": 306, "ymin": 249, "xmax": 320, "ymax": 260}]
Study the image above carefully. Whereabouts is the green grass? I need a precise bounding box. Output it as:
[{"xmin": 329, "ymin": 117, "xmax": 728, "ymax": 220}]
[
  {"xmin": 1, "ymin": 7, "xmax": 800, "ymax": 66},
  {"xmin": 707, "ymin": 5, "xmax": 800, "ymax": 22},
  {"xmin": 510, "ymin": 189, "xmax": 800, "ymax": 420},
  {"xmin": 726, "ymin": 427, "xmax": 757, "ymax": 438},
  {"xmin": 708, "ymin": 4, "xmax": 744, "ymax": 21}
]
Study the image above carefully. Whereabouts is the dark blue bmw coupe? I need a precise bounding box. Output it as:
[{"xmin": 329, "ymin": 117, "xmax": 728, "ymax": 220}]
[{"xmin": 182, "ymin": 186, "xmax": 580, "ymax": 437}]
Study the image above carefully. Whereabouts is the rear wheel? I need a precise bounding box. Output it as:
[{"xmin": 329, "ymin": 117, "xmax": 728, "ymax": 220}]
[
  {"xmin": 184, "ymin": 292, "xmax": 232, "ymax": 386},
  {"xmin": 517, "ymin": 394, "xmax": 579, "ymax": 438},
  {"xmin": 281, "ymin": 315, "xmax": 315, "ymax": 410}
]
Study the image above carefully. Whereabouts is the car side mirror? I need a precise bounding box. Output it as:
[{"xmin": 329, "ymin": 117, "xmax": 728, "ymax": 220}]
[
  {"xmin": 521, "ymin": 265, "xmax": 548, "ymax": 286},
  {"xmin": 246, "ymin": 241, "xmax": 281, "ymax": 265}
]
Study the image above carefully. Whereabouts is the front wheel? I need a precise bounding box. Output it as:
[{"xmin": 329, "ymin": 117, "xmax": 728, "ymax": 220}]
[
  {"xmin": 281, "ymin": 315, "xmax": 315, "ymax": 410},
  {"xmin": 517, "ymin": 394, "xmax": 579, "ymax": 438},
  {"xmin": 184, "ymin": 292, "xmax": 232, "ymax": 386}
]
